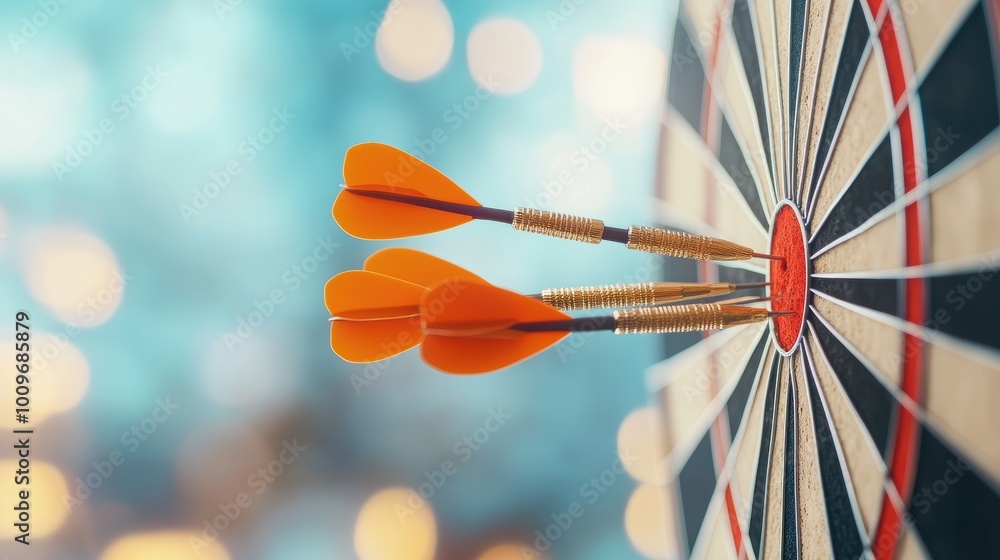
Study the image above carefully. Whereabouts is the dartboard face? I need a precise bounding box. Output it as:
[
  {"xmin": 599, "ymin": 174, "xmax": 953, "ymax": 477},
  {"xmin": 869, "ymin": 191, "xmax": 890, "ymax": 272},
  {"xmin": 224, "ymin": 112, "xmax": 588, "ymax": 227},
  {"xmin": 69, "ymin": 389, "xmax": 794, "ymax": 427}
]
[{"xmin": 649, "ymin": 0, "xmax": 1000, "ymax": 558}]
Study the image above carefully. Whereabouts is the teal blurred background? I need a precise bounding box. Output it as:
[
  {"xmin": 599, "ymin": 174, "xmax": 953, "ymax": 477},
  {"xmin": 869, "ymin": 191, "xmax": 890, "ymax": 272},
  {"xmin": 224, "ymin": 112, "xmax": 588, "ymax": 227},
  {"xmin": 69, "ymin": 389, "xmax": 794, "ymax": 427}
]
[{"xmin": 0, "ymin": 0, "xmax": 678, "ymax": 558}]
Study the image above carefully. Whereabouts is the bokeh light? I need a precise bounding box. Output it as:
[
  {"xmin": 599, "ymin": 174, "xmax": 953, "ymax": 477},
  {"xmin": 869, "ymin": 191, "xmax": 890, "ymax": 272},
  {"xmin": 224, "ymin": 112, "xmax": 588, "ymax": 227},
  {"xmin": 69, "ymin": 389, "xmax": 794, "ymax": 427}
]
[
  {"xmin": 0, "ymin": 460, "xmax": 69, "ymax": 539},
  {"xmin": 572, "ymin": 36, "xmax": 666, "ymax": 123},
  {"xmin": 0, "ymin": 333, "xmax": 90, "ymax": 428},
  {"xmin": 354, "ymin": 487, "xmax": 436, "ymax": 560},
  {"xmin": 617, "ymin": 407, "xmax": 667, "ymax": 484},
  {"xmin": 22, "ymin": 228, "xmax": 124, "ymax": 327},
  {"xmin": 100, "ymin": 530, "xmax": 230, "ymax": 560},
  {"xmin": 376, "ymin": 0, "xmax": 453, "ymax": 82},
  {"xmin": 624, "ymin": 484, "xmax": 677, "ymax": 560},
  {"xmin": 0, "ymin": 51, "xmax": 90, "ymax": 170},
  {"xmin": 477, "ymin": 542, "xmax": 548, "ymax": 560},
  {"xmin": 467, "ymin": 18, "xmax": 543, "ymax": 95}
]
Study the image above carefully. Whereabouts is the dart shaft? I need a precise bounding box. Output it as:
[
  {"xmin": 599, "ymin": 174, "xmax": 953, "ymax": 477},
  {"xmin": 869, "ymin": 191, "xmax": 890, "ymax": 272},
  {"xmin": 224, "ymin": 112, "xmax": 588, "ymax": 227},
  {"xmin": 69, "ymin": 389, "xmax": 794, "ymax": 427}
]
[
  {"xmin": 612, "ymin": 304, "xmax": 771, "ymax": 334},
  {"xmin": 347, "ymin": 188, "xmax": 514, "ymax": 223},
  {"xmin": 539, "ymin": 282, "xmax": 737, "ymax": 310}
]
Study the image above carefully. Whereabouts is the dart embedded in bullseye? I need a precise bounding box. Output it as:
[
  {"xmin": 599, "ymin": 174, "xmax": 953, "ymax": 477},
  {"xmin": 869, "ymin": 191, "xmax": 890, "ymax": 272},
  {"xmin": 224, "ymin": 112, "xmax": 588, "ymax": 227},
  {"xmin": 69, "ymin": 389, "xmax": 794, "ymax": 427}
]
[
  {"xmin": 333, "ymin": 143, "xmax": 782, "ymax": 262},
  {"xmin": 324, "ymin": 247, "xmax": 782, "ymax": 373}
]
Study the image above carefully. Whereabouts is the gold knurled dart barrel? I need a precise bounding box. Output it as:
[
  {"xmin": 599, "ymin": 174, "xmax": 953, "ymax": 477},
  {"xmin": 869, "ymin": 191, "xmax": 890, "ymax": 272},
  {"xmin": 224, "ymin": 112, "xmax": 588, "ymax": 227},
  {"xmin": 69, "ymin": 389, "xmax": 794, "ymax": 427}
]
[
  {"xmin": 612, "ymin": 304, "xmax": 773, "ymax": 334},
  {"xmin": 540, "ymin": 282, "xmax": 739, "ymax": 310},
  {"xmin": 625, "ymin": 226, "xmax": 754, "ymax": 261},
  {"xmin": 511, "ymin": 208, "xmax": 604, "ymax": 244},
  {"xmin": 510, "ymin": 207, "xmax": 768, "ymax": 261}
]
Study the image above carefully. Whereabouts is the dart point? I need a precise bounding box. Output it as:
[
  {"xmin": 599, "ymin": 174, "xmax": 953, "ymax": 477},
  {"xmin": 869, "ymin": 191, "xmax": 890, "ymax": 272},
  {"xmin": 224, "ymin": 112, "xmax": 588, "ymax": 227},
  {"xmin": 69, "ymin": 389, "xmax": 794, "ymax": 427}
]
[
  {"xmin": 752, "ymin": 252, "xmax": 785, "ymax": 261},
  {"xmin": 736, "ymin": 281, "xmax": 771, "ymax": 289}
]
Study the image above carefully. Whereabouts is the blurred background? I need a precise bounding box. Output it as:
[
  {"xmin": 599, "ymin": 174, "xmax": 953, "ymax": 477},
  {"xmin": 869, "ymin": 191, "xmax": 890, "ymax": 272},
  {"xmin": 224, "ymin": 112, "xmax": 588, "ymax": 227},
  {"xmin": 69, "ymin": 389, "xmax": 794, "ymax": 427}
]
[{"xmin": 0, "ymin": 0, "xmax": 683, "ymax": 558}]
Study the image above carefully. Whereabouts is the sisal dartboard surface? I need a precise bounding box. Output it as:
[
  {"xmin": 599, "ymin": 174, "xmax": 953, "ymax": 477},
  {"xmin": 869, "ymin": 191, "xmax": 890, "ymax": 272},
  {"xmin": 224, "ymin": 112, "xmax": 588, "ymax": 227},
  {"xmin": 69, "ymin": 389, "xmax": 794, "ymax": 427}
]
[{"xmin": 648, "ymin": 0, "xmax": 1000, "ymax": 558}]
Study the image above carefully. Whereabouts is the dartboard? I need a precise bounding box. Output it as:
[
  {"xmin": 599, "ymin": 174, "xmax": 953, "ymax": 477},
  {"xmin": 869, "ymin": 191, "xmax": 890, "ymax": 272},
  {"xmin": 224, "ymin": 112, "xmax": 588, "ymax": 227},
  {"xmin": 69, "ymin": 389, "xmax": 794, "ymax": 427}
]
[{"xmin": 649, "ymin": 0, "xmax": 1000, "ymax": 558}]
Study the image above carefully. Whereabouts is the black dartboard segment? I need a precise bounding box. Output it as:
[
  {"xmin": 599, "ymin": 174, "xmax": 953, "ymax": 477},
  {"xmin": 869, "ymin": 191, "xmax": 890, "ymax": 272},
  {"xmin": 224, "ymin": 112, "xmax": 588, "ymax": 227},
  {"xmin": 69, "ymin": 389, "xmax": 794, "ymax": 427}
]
[
  {"xmin": 730, "ymin": 0, "xmax": 774, "ymax": 183},
  {"xmin": 720, "ymin": 118, "xmax": 770, "ymax": 229},
  {"xmin": 677, "ymin": 432, "xmax": 718, "ymax": 556},
  {"xmin": 919, "ymin": 3, "xmax": 1000, "ymax": 177},
  {"xmin": 908, "ymin": 426, "xmax": 1000, "ymax": 558},
  {"xmin": 716, "ymin": 264, "xmax": 766, "ymax": 285},
  {"xmin": 808, "ymin": 315, "xmax": 896, "ymax": 460},
  {"xmin": 811, "ymin": 276, "xmax": 900, "ymax": 318},
  {"xmin": 652, "ymin": 0, "xmax": 1000, "ymax": 557},
  {"xmin": 748, "ymin": 357, "xmax": 780, "ymax": 557},
  {"xmin": 927, "ymin": 271, "xmax": 1000, "ymax": 352},
  {"xmin": 810, "ymin": 134, "xmax": 895, "ymax": 254},
  {"xmin": 668, "ymin": 18, "xmax": 706, "ymax": 131},
  {"xmin": 802, "ymin": 348, "xmax": 866, "ymax": 559},
  {"xmin": 726, "ymin": 333, "xmax": 770, "ymax": 442},
  {"xmin": 808, "ymin": 0, "xmax": 871, "ymax": 198},
  {"xmin": 781, "ymin": 377, "xmax": 799, "ymax": 559},
  {"xmin": 788, "ymin": 0, "xmax": 808, "ymax": 152}
]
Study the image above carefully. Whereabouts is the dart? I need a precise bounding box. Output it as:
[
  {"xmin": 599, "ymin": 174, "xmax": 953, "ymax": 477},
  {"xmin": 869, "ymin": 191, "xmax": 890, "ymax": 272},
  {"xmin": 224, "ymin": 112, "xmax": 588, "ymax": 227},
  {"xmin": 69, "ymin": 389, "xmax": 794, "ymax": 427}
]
[
  {"xmin": 418, "ymin": 281, "xmax": 790, "ymax": 374},
  {"xmin": 324, "ymin": 248, "xmax": 770, "ymax": 363},
  {"xmin": 333, "ymin": 143, "xmax": 782, "ymax": 262},
  {"xmin": 328, "ymin": 248, "xmax": 770, "ymax": 315}
]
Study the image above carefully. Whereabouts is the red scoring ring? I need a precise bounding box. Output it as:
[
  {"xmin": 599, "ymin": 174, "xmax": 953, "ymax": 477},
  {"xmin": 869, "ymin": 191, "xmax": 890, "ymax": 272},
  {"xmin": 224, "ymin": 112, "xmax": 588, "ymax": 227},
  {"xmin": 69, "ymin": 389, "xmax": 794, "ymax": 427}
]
[{"xmin": 769, "ymin": 202, "xmax": 808, "ymax": 353}]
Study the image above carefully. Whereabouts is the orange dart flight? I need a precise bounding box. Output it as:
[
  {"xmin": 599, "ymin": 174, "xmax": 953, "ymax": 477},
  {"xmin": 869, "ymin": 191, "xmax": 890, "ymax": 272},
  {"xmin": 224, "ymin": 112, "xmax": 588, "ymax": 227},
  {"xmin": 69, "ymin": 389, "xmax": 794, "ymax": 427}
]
[
  {"xmin": 333, "ymin": 143, "xmax": 781, "ymax": 262},
  {"xmin": 324, "ymin": 248, "xmax": 768, "ymax": 363}
]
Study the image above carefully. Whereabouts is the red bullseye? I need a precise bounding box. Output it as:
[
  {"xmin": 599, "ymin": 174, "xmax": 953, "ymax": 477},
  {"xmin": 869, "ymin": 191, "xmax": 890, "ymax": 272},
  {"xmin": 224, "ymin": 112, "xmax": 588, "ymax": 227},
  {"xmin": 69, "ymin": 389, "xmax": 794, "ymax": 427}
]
[{"xmin": 769, "ymin": 202, "xmax": 808, "ymax": 353}]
